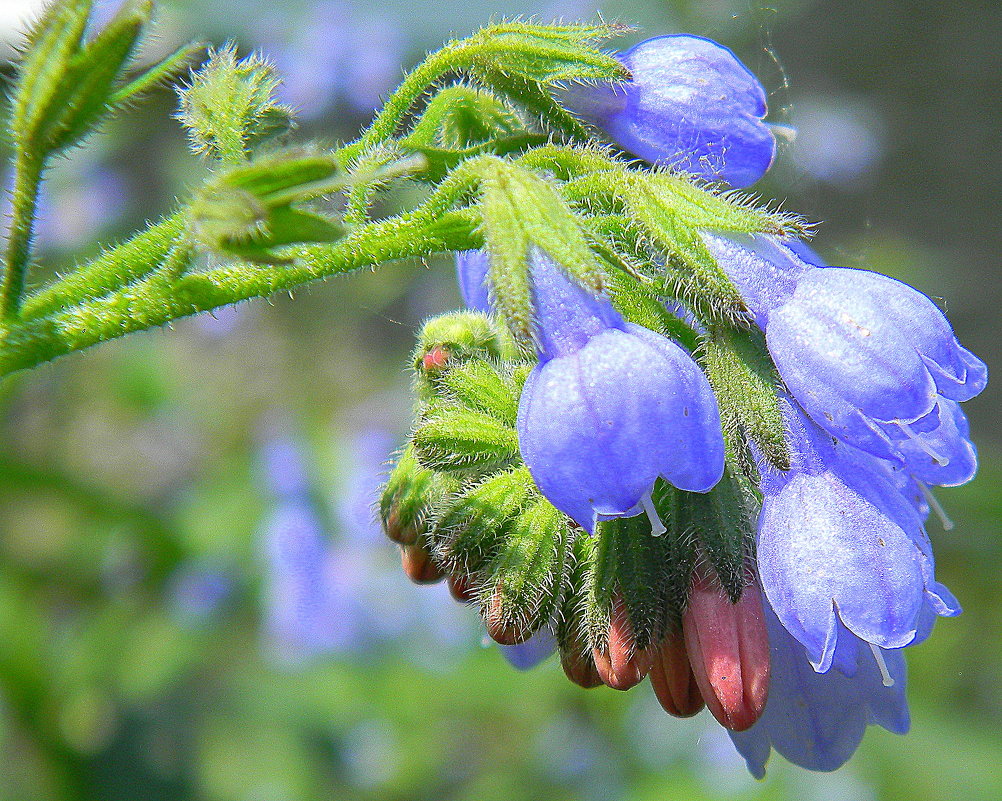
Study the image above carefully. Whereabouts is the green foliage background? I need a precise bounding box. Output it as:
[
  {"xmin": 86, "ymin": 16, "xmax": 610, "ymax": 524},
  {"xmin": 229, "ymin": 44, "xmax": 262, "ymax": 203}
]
[{"xmin": 0, "ymin": 1, "xmax": 999, "ymax": 799}]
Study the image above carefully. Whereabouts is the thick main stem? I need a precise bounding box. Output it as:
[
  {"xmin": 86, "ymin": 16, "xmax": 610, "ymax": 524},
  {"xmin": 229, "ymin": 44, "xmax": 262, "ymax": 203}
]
[{"xmin": 1, "ymin": 152, "xmax": 44, "ymax": 320}]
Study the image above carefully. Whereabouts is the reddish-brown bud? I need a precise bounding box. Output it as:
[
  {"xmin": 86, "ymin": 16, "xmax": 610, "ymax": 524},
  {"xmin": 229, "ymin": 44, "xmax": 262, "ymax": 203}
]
[
  {"xmin": 560, "ymin": 645, "xmax": 604, "ymax": 689},
  {"xmin": 682, "ymin": 565, "xmax": 770, "ymax": 731},
  {"xmin": 592, "ymin": 595, "xmax": 654, "ymax": 691},
  {"xmin": 384, "ymin": 505, "xmax": 418, "ymax": 545},
  {"xmin": 483, "ymin": 587, "xmax": 532, "ymax": 645},
  {"xmin": 401, "ymin": 544, "xmax": 445, "ymax": 584},
  {"xmin": 447, "ymin": 571, "xmax": 477, "ymax": 603},
  {"xmin": 649, "ymin": 631, "xmax": 705, "ymax": 718}
]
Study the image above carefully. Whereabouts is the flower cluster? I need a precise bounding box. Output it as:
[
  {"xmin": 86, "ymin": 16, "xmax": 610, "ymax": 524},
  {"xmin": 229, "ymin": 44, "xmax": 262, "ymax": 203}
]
[{"xmin": 379, "ymin": 32, "xmax": 986, "ymax": 778}]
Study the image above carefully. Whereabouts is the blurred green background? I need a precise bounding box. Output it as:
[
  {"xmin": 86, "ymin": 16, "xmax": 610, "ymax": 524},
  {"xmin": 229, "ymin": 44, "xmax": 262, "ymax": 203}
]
[{"xmin": 1, "ymin": 1, "xmax": 999, "ymax": 799}]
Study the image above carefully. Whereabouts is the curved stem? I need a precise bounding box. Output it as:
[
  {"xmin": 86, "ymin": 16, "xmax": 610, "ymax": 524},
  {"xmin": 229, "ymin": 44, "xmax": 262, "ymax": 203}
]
[{"xmin": 1, "ymin": 152, "xmax": 45, "ymax": 320}]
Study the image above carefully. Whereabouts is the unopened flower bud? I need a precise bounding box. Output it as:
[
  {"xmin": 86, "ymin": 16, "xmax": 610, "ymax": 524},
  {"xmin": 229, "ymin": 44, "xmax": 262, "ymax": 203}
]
[
  {"xmin": 447, "ymin": 571, "xmax": 477, "ymax": 603},
  {"xmin": 483, "ymin": 585, "xmax": 533, "ymax": 645},
  {"xmin": 649, "ymin": 631, "xmax": 705, "ymax": 718},
  {"xmin": 592, "ymin": 595, "xmax": 654, "ymax": 691},
  {"xmin": 683, "ymin": 565, "xmax": 770, "ymax": 731},
  {"xmin": 560, "ymin": 643, "xmax": 604, "ymax": 689},
  {"xmin": 401, "ymin": 543, "xmax": 445, "ymax": 584}
]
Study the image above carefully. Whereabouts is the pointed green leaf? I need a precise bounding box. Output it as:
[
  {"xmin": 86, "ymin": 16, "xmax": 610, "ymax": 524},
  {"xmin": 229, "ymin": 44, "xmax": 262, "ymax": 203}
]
[{"xmin": 412, "ymin": 407, "xmax": 520, "ymax": 474}]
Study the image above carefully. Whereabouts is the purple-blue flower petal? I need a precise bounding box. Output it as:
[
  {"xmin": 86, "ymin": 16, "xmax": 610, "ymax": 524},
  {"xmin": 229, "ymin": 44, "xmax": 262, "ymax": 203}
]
[
  {"xmin": 455, "ymin": 249, "xmax": 493, "ymax": 313},
  {"xmin": 518, "ymin": 326, "xmax": 722, "ymax": 531},
  {"xmin": 500, "ymin": 629, "xmax": 557, "ymax": 670},
  {"xmin": 564, "ymin": 35, "xmax": 776, "ymax": 187},
  {"xmin": 527, "ymin": 247, "xmax": 625, "ymax": 359},
  {"xmin": 701, "ymin": 233, "xmax": 813, "ymax": 328},
  {"xmin": 728, "ymin": 598, "xmax": 909, "ymax": 777}
]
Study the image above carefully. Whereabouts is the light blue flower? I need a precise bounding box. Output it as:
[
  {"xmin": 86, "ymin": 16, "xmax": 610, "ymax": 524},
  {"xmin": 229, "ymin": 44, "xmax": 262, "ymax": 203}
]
[
  {"xmin": 516, "ymin": 249, "xmax": 724, "ymax": 533},
  {"xmin": 563, "ymin": 35, "xmax": 776, "ymax": 187},
  {"xmin": 756, "ymin": 398, "xmax": 960, "ymax": 672},
  {"xmin": 454, "ymin": 249, "xmax": 493, "ymax": 313},
  {"xmin": 728, "ymin": 595, "xmax": 909, "ymax": 778},
  {"xmin": 501, "ymin": 629, "xmax": 557, "ymax": 671}
]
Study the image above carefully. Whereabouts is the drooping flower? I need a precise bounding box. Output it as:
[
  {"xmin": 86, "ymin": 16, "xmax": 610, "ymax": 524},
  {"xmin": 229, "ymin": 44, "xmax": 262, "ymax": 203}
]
[
  {"xmin": 756, "ymin": 397, "xmax": 960, "ymax": 672},
  {"xmin": 562, "ymin": 35, "xmax": 776, "ymax": 187},
  {"xmin": 515, "ymin": 248, "xmax": 725, "ymax": 533},
  {"xmin": 704, "ymin": 232, "xmax": 986, "ymax": 486},
  {"xmin": 728, "ymin": 594, "xmax": 910, "ymax": 777}
]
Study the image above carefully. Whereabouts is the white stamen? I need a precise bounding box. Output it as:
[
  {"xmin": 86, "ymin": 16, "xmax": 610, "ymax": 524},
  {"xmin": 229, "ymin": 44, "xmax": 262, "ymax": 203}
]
[
  {"xmin": 898, "ymin": 421, "xmax": 949, "ymax": 467},
  {"xmin": 920, "ymin": 482, "xmax": 955, "ymax": 531},
  {"xmin": 642, "ymin": 492, "xmax": 666, "ymax": 537},
  {"xmin": 868, "ymin": 642, "xmax": 895, "ymax": 688}
]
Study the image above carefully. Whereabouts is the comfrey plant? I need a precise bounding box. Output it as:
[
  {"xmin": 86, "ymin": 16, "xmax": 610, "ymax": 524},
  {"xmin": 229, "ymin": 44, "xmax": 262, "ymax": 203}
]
[{"xmin": 0, "ymin": 0, "xmax": 986, "ymax": 778}]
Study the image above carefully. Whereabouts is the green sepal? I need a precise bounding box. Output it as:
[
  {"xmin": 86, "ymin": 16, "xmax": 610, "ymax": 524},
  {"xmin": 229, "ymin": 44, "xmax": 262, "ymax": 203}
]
[
  {"xmin": 412, "ymin": 407, "xmax": 520, "ymax": 474},
  {"xmin": 435, "ymin": 359, "xmax": 525, "ymax": 425},
  {"xmin": 649, "ymin": 175, "xmax": 807, "ymax": 238},
  {"xmin": 703, "ymin": 325, "xmax": 791, "ymax": 472},
  {"xmin": 110, "ymin": 42, "xmax": 206, "ymax": 107},
  {"xmin": 483, "ymin": 497, "xmax": 572, "ymax": 635},
  {"xmin": 605, "ymin": 269, "xmax": 702, "ymax": 353},
  {"xmin": 406, "ymin": 85, "xmax": 526, "ymax": 150},
  {"xmin": 189, "ymin": 150, "xmax": 346, "ymax": 262},
  {"xmin": 467, "ymin": 21, "xmax": 631, "ymax": 85},
  {"xmin": 574, "ymin": 528, "xmax": 612, "ymax": 651},
  {"xmin": 623, "ymin": 181, "xmax": 746, "ymax": 324},
  {"xmin": 176, "ymin": 44, "xmax": 295, "ymax": 164},
  {"xmin": 479, "ymin": 160, "xmax": 608, "ymax": 342},
  {"xmin": 432, "ymin": 467, "xmax": 535, "ymax": 574},
  {"xmin": 379, "ymin": 445, "xmax": 459, "ymax": 546},
  {"xmin": 673, "ymin": 468, "xmax": 757, "ymax": 603}
]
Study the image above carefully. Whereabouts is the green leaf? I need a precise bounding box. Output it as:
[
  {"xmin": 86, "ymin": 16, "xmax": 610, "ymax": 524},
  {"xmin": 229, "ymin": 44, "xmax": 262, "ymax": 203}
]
[{"xmin": 703, "ymin": 325, "xmax": 791, "ymax": 472}]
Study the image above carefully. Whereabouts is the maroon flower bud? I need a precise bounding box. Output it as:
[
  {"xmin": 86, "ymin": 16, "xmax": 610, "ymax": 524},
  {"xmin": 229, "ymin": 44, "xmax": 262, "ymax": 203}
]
[
  {"xmin": 483, "ymin": 586, "xmax": 533, "ymax": 645},
  {"xmin": 447, "ymin": 571, "xmax": 477, "ymax": 603},
  {"xmin": 401, "ymin": 543, "xmax": 445, "ymax": 584},
  {"xmin": 592, "ymin": 595, "xmax": 654, "ymax": 691},
  {"xmin": 682, "ymin": 565, "xmax": 770, "ymax": 731},
  {"xmin": 560, "ymin": 644, "xmax": 604, "ymax": 689},
  {"xmin": 649, "ymin": 631, "xmax": 705, "ymax": 718},
  {"xmin": 421, "ymin": 344, "xmax": 452, "ymax": 373}
]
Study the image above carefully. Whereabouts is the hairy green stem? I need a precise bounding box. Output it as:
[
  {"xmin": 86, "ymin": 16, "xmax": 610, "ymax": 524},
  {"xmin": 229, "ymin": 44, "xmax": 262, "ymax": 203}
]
[
  {"xmin": 1, "ymin": 152, "xmax": 45, "ymax": 320},
  {"xmin": 0, "ymin": 209, "xmax": 478, "ymax": 379}
]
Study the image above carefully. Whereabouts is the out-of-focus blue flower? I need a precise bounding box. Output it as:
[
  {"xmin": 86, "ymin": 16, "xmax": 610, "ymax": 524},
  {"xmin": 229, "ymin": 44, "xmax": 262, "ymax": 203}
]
[
  {"xmin": 563, "ymin": 35, "xmax": 776, "ymax": 187},
  {"xmin": 454, "ymin": 249, "xmax": 493, "ymax": 313},
  {"xmin": 516, "ymin": 248, "xmax": 724, "ymax": 533},
  {"xmin": 756, "ymin": 398, "xmax": 960, "ymax": 672},
  {"xmin": 790, "ymin": 96, "xmax": 885, "ymax": 188},
  {"xmin": 728, "ymin": 595, "xmax": 909, "ymax": 778},
  {"xmin": 168, "ymin": 561, "xmax": 234, "ymax": 628},
  {"xmin": 501, "ymin": 628, "xmax": 557, "ymax": 670}
]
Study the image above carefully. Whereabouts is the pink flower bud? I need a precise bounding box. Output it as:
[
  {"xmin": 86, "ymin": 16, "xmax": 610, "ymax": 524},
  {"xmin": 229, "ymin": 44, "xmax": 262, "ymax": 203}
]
[
  {"xmin": 649, "ymin": 631, "xmax": 705, "ymax": 718},
  {"xmin": 592, "ymin": 595, "xmax": 654, "ymax": 691},
  {"xmin": 683, "ymin": 565, "xmax": 770, "ymax": 731}
]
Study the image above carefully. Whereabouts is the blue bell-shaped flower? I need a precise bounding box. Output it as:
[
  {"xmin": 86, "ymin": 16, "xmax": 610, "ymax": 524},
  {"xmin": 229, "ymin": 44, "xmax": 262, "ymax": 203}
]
[
  {"xmin": 515, "ymin": 248, "xmax": 725, "ymax": 533},
  {"xmin": 563, "ymin": 35, "xmax": 777, "ymax": 187},
  {"xmin": 755, "ymin": 398, "xmax": 960, "ymax": 672}
]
